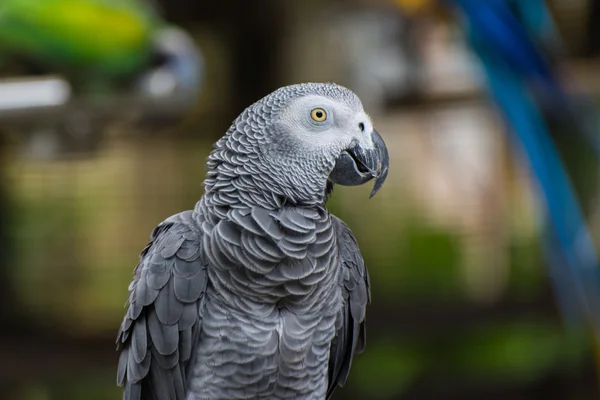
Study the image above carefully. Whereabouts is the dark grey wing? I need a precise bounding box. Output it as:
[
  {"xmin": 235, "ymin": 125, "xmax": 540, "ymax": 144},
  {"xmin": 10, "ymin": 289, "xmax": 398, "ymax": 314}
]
[
  {"xmin": 326, "ymin": 217, "xmax": 371, "ymax": 400},
  {"xmin": 116, "ymin": 211, "xmax": 208, "ymax": 400}
]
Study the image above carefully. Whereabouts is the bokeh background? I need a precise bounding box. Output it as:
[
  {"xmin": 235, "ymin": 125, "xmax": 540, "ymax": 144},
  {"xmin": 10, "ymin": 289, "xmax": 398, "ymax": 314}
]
[{"xmin": 1, "ymin": 0, "xmax": 600, "ymax": 399}]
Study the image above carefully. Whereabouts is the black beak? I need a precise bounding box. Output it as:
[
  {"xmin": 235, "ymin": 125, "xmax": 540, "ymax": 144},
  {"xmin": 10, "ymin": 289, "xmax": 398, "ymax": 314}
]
[{"xmin": 328, "ymin": 130, "xmax": 389, "ymax": 198}]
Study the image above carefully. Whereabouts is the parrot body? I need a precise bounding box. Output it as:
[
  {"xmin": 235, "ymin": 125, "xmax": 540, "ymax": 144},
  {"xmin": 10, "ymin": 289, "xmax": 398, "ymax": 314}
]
[
  {"xmin": 0, "ymin": 0, "xmax": 159, "ymax": 79},
  {"xmin": 116, "ymin": 83, "xmax": 389, "ymax": 399}
]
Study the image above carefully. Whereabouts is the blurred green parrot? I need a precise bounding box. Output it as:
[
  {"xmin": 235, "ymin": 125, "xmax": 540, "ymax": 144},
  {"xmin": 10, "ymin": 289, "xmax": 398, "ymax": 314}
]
[
  {"xmin": 0, "ymin": 0, "xmax": 161, "ymax": 87},
  {"xmin": 0, "ymin": 0, "xmax": 203, "ymax": 157}
]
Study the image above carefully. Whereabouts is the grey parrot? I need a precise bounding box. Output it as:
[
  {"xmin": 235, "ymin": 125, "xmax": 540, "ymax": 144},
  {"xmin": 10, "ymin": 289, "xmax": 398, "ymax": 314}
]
[{"xmin": 116, "ymin": 82, "xmax": 389, "ymax": 400}]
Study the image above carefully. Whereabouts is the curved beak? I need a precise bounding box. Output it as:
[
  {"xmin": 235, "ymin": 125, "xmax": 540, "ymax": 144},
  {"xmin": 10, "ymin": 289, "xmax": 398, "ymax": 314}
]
[{"xmin": 328, "ymin": 130, "xmax": 389, "ymax": 198}]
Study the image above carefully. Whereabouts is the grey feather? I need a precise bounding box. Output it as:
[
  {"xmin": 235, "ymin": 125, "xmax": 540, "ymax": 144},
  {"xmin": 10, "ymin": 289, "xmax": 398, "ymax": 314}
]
[
  {"xmin": 155, "ymin": 280, "xmax": 184, "ymax": 325},
  {"xmin": 250, "ymin": 234, "xmax": 284, "ymax": 260},
  {"xmin": 326, "ymin": 217, "xmax": 371, "ymax": 400},
  {"xmin": 131, "ymin": 313, "xmax": 147, "ymax": 364},
  {"xmin": 216, "ymin": 220, "xmax": 242, "ymax": 246},
  {"xmin": 284, "ymin": 230, "xmax": 317, "ymax": 245},
  {"xmin": 274, "ymin": 210, "xmax": 315, "ymax": 233},
  {"xmin": 179, "ymin": 303, "xmax": 198, "ymax": 331},
  {"xmin": 229, "ymin": 208, "xmax": 264, "ymax": 235},
  {"xmin": 173, "ymin": 272, "xmax": 204, "ymax": 303},
  {"xmin": 135, "ymin": 274, "xmax": 160, "ymax": 307},
  {"xmin": 117, "ymin": 348, "xmax": 128, "ymax": 385},
  {"xmin": 116, "ymin": 211, "xmax": 208, "ymax": 400},
  {"xmin": 146, "ymin": 262, "xmax": 170, "ymax": 290},
  {"xmin": 278, "ymin": 257, "xmax": 316, "ymax": 280},
  {"xmin": 251, "ymin": 207, "xmax": 285, "ymax": 240},
  {"xmin": 124, "ymin": 382, "xmax": 142, "ymax": 400},
  {"xmin": 151, "ymin": 346, "xmax": 179, "ymax": 369},
  {"xmin": 147, "ymin": 307, "xmax": 179, "ymax": 355},
  {"xmin": 179, "ymin": 328, "xmax": 193, "ymax": 362}
]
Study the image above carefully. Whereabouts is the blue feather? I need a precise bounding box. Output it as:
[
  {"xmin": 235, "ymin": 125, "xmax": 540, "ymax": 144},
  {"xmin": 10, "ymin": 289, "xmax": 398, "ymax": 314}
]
[{"xmin": 448, "ymin": 0, "xmax": 600, "ymax": 337}]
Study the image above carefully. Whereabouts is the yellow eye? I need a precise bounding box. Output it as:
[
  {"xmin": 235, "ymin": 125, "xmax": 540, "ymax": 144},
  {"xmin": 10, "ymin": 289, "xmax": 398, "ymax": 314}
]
[{"xmin": 310, "ymin": 108, "xmax": 327, "ymax": 122}]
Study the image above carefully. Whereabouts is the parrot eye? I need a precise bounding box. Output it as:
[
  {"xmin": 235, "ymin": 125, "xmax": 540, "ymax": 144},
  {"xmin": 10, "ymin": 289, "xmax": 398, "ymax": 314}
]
[{"xmin": 310, "ymin": 108, "xmax": 327, "ymax": 122}]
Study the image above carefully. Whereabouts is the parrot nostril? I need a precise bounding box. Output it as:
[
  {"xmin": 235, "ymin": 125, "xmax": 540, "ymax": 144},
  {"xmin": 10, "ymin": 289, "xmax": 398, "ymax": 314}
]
[{"xmin": 358, "ymin": 122, "xmax": 365, "ymax": 132}]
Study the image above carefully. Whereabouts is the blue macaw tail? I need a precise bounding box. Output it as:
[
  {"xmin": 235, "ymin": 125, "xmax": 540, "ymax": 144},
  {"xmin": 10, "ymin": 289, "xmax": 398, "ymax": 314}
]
[
  {"xmin": 451, "ymin": 0, "xmax": 600, "ymax": 349},
  {"xmin": 453, "ymin": 0, "xmax": 600, "ymax": 155},
  {"xmin": 450, "ymin": 0, "xmax": 556, "ymax": 90},
  {"xmin": 483, "ymin": 58, "xmax": 600, "ymax": 342}
]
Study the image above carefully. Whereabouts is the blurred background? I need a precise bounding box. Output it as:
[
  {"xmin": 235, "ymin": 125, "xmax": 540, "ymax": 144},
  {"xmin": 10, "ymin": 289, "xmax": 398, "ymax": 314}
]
[{"xmin": 1, "ymin": 0, "xmax": 600, "ymax": 399}]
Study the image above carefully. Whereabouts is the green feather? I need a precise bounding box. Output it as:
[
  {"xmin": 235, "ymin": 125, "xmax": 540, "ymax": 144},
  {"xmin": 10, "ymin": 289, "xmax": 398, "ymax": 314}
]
[{"xmin": 0, "ymin": 0, "xmax": 160, "ymax": 77}]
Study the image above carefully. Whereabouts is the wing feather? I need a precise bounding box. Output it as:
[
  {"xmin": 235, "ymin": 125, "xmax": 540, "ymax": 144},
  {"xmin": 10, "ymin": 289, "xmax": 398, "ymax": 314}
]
[
  {"xmin": 116, "ymin": 211, "xmax": 208, "ymax": 400},
  {"xmin": 326, "ymin": 217, "xmax": 371, "ymax": 400}
]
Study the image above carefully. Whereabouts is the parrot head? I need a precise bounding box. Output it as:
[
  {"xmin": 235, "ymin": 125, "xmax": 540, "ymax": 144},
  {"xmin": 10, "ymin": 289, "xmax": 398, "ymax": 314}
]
[{"xmin": 208, "ymin": 83, "xmax": 389, "ymax": 205}]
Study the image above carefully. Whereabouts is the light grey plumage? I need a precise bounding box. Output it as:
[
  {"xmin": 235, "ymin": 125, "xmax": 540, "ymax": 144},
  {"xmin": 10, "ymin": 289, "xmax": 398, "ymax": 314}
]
[{"xmin": 116, "ymin": 82, "xmax": 389, "ymax": 400}]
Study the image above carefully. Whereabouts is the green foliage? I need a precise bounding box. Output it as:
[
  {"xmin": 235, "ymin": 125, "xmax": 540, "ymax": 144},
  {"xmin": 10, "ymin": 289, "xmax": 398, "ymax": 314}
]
[
  {"xmin": 507, "ymin": 233, "xmax": 545, "ymax": 298},
  {"xmin": 449, "ymin": 320, "xmax": 588, "ymax": 382},
  {"xmin": 15, "ymin": 370, "xmax": 120, "ymax": 400},
  {"xmin": 348, "ymin": 338, "xmax": 427, "ymax": 399}
]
